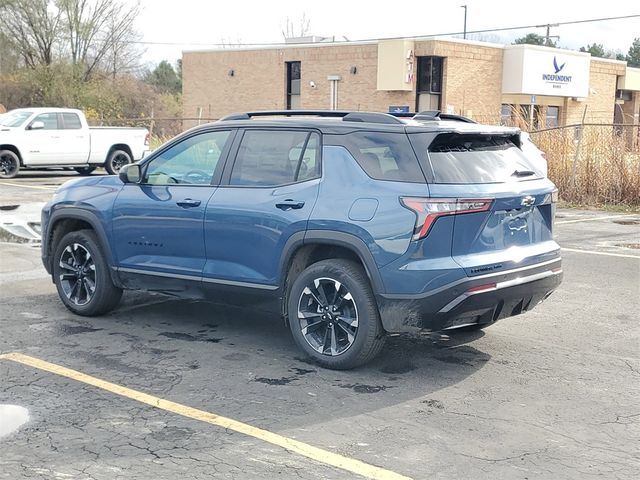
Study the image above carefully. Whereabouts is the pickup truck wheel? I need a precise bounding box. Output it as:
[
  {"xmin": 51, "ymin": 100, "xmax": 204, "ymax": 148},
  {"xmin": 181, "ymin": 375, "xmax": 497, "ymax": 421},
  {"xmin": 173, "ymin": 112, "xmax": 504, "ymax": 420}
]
[
  {"xmin": 74, "ymin": 166, "xmax": 97, "ymax": 176},
  {"xmin": 0, "ymin": 150, "xmax": 20, "ymax": 179},
  {"xmin": 287, "ymin": 259, "xmax": 386, "ymax": 370},
  {"xmin": 105, "ymin": 149, "xmax": 132, "ymax": 175},
  {"xmin": 53, "ymin": 229, "xmax": 122, "ymax": 316}
]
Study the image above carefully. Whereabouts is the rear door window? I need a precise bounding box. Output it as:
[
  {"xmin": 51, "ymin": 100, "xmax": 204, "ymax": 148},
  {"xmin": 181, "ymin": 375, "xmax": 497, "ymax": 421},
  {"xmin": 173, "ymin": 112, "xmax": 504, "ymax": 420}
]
[
  {"xmin": 61, "ymin": 113, "xmax": 82, "ymax": 129},
  {"xmin": 335, "ymin": 132, "xmax": 425, "ymax": 183},
  {"xmin": 414, "ymin": 133, "xmax": 544, "ymax": 184},
  {"xmin": 230, "ymin": 130, "xmax": 320, "ymax": 186}
]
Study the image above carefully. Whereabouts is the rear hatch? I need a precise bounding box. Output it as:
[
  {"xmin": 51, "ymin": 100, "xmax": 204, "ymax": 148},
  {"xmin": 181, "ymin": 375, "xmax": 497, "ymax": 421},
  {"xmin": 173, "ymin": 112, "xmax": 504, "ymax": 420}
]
[{"xmin": 411, "ymin": 131, "xmax": 559, "ymax": 276}]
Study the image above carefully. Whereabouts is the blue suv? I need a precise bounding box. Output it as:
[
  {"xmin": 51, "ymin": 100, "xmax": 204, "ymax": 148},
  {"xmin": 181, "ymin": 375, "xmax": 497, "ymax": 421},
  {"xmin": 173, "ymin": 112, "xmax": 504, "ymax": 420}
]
[{"xmin": 41, "ymin": 111, "xmax": 562, "ymax": 369}]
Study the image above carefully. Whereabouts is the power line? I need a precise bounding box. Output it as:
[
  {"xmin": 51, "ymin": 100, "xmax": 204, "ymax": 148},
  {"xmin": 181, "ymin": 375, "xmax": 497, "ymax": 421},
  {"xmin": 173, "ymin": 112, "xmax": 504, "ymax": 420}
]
[{"xmin": 131, "ymin": 14, "xmax": 640, "ymax": 47}]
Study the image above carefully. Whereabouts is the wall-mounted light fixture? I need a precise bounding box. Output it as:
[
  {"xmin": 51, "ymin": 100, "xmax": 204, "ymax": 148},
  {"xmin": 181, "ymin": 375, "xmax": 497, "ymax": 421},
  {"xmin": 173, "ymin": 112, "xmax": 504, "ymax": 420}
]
[
  {"xmin": 309, "ymin": 81, "xmax": 316, "ymax": 88},
  {"xmin": 228, "ymin": 69, "xmax": 235, "ymax": 77},
  {"xmin": 350, "ymin": 66, "xmax": 357, "ymax": 75}
]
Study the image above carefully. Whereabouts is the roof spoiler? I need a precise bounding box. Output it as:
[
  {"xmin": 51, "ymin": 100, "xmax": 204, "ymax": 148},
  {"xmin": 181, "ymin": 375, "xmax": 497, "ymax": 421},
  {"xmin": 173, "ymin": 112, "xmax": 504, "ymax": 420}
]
[{"xmin": 390, "ymin": 111, "xmax": 477, "ymax": 124}]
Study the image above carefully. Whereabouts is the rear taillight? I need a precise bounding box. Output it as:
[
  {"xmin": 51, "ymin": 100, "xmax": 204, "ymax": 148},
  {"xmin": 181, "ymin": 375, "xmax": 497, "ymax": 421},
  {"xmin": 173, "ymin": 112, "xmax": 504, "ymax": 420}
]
[
  {"xmin": 400, "ymin": 197, "xmax": 493, "ymax": 241},
  {"xmin": 144, "ymin": 133, "xmax": 150, "ymax": 146}
]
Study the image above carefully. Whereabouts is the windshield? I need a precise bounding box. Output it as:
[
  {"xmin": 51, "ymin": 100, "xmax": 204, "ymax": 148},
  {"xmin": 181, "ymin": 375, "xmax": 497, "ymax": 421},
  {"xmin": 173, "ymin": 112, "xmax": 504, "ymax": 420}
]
[
  {"xmin": 0, "ymin": 111, "xmax": 33, "ymax": 128},
  {"xmin": 425, "ymin": 133, "xmax": 544, "ymax": 184}
]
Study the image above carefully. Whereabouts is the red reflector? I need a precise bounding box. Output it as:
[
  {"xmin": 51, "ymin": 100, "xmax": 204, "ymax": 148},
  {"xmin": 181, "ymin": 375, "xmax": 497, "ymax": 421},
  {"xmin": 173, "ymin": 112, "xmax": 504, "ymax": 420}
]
[
  {"xmin": 466, "ymin": 283, "xmax": 497, "ymax": 293},
  {"xmin": 552, "ymin": 267, "xmax": 562, "ymax": 272}
]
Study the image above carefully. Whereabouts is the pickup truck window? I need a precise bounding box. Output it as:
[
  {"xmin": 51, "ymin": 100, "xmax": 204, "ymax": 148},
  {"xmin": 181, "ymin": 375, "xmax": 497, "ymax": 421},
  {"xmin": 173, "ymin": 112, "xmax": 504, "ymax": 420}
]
[
  {"xmin": 0, "ymin": 111, "xmax": 33, "ymax": 127},
  {"xmin": 144, "ymin": 130, "xmax": 231, "ymax": 185},
  {"xmin": 31, "ymin": 113, "xmax": 59, "ymax": 130},
  {"xmin": 61, "ymin": 113, "xmax": 82, "ymax": 130}
]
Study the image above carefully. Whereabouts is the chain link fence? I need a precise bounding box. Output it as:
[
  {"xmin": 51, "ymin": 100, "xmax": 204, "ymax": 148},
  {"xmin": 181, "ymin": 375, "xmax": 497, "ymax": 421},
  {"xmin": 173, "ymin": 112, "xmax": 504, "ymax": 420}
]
[{"xmin": 531, "ymin": 124, "xmax": 640, "ymax": 207}]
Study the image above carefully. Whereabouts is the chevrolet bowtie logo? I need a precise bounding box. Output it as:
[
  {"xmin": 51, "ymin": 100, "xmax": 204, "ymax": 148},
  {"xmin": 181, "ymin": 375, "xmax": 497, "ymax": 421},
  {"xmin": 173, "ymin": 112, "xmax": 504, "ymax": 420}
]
[{"xmin": 521, "ymin": 196, "xmax": 535, "ymax": 207}]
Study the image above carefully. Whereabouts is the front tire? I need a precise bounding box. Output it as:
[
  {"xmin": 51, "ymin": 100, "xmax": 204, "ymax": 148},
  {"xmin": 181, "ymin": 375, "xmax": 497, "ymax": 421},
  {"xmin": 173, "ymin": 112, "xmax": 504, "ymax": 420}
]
[
  {"xmin": 287, "ymin": 259, "xmax": 386, "ymax": 370},
  {"xmin": 53, "ymin": 230, "xmax": 122, "ymax": 316},
  {"xmin": 0, "ymin": 150, "xmax": 20, "ymax": 179},
  {"xmin": 105, "ymin": 149, "xmax": 132, "ymax": 175}
]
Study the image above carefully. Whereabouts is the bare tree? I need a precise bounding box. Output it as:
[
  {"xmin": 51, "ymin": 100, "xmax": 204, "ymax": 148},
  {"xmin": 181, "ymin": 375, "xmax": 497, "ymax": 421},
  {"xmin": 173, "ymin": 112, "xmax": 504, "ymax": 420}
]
[
  {"xmin": 281, "ymin": 13, "xmax": 311, "ymax": 39},
  {"xmin": 0, "ymin": 0, "xmax": 61, "ymax": 68},
  {"xmin": 0, "ymin": 0, "xmax": 141, "ymax": 79},
  {"xmin": 56, "ymin": 0, "xmax": 142, "ymax": 80}
]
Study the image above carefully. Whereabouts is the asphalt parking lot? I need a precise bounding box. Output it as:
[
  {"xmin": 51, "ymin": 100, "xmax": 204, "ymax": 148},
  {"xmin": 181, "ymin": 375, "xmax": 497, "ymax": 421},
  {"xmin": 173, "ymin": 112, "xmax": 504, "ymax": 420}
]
[{"xmin": 1, "ymin": 171, "xmax": 639, "ymax": 480}]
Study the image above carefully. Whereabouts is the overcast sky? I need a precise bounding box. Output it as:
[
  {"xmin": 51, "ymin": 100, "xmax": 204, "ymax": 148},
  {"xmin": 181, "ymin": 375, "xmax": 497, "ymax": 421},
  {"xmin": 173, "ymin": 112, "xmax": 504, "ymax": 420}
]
[{"xmin": 131, "ymin": 0, "xmax": 639, "ymax": 66}]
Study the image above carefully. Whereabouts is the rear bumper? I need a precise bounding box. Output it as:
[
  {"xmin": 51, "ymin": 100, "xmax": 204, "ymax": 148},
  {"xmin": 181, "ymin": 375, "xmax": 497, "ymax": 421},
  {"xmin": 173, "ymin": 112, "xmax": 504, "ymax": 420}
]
[{"xmin": 376, "ymin": 259, "xmax": 562, "ymax": 333}]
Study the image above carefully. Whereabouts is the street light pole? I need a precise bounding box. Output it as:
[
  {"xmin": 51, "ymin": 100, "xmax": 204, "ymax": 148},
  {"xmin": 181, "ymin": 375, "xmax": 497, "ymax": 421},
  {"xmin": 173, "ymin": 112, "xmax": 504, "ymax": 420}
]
[{"xmin": 461, "ymin": 5, "xmax": 467, "ymax": 40}]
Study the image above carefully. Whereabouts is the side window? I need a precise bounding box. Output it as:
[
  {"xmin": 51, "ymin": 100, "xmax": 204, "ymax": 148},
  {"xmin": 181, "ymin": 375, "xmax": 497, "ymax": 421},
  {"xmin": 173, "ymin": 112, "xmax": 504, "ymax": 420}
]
[
  {"xmin": 61, "ymin": 113, "xmax": 82, "ymax": 130},
  {"xmin": 143, "ymin": 130, "xmax": 231, "ymax": 185},
  {"xmin": 230, "ymin": 130, "xmax": 320, "ymax": 186},
  {"xmin": 30, "ymin": 113, "xmax": 58, "ymax": 130},
  {"xmin": 339, "ymin": 132, "xmax": 426, "ymax": 183}
]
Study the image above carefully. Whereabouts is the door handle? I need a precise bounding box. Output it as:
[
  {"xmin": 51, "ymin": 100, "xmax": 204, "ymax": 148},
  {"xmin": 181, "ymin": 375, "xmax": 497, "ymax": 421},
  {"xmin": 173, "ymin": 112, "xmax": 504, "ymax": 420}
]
[
  {"xmin": 176, "ymin": 198, "xmax": 201, "ymax": 208},
  {"xmin": 275, "ymin": 199, "xmax": 305, "ymax": 210}
]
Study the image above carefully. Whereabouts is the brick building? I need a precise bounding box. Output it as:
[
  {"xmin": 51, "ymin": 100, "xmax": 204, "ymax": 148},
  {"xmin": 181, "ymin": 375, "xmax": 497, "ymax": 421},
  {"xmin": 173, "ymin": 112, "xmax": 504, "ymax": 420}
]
[{"xmin": 182, "ymin": 37, "xmax": 640, "ymax": 131}]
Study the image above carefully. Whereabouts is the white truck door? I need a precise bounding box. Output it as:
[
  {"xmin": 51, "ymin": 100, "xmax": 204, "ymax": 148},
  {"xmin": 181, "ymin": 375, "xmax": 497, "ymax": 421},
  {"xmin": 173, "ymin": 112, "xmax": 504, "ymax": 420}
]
[
  {"xmin": 25, "ymin": 112, "xmax": 63, "ymax": 164},
  {"xmin": 60, "ymin": 112, "xmax": 90, "ymax": 164}
]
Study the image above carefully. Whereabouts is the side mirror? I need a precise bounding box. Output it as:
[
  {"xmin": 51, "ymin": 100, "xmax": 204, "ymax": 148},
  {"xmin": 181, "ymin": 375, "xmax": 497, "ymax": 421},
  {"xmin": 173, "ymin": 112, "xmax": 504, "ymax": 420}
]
[
  {"xmin": 119, "ymin": 163, "xmax": 141, "ymax": 183},
  {"xmin": 29, "ymin": 121, "xmax": 45, "ymax": 130}
]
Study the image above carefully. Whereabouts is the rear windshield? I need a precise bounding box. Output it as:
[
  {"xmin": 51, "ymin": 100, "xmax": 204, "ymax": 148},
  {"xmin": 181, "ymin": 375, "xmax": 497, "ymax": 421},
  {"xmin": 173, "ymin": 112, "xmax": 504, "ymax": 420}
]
[{"xmin": 422, "ymin": 133, "xmax": 544, "ymax": 184}]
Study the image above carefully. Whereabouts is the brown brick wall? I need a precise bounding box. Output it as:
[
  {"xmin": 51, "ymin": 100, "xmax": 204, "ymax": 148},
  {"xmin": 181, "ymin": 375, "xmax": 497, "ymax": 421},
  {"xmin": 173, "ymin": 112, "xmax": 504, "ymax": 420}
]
[
  {"xmin": 182, "ymin": 40, "xmax": 623, "ymax": 130},
  {"xmin": 564, "ymin": 59, "xmax": 626, "ymax": 125},
  {"xmin": 182, "ymin": 39, "xmax": 506, "ymax": 127},
  {"xmin": 414, "ymin": 40, "xmax": 504, "ymax": 123},
  {"xmin": 182, "ymin": 43, "xmax": 417, "ymax": 127}
]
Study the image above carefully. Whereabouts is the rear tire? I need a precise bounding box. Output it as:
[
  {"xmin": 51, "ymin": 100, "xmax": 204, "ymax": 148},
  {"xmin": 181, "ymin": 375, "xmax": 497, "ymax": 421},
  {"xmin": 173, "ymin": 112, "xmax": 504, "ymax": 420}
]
[
  {"xmin": 287, "ymin": 259, "xmax": 386, "ymax": 370},
  {"xmin": 53, "ymin": 229, "xmax": 122, "ymax": 316},
  {"xmin": 105, "ymin": 149, "xmax": 132, "ymax": 175},
  {"xmin": 74, "ymin": 166, "xmax": 97, "ymax": 176},
  {"xmin": 0, "ymin": 150, "xmax": 20, "ymax": 179}
]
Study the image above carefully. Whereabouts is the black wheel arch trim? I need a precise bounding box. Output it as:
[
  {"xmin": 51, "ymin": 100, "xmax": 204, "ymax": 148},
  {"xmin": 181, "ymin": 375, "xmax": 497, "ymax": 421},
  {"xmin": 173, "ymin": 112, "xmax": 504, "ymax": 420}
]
[
  {"xmin": 278, "ymin": 229, "xmax": 385, "ymax": 295},
  {"xmin": 44, "ymin": 208, "xmax": 122, "ymax": 287}
]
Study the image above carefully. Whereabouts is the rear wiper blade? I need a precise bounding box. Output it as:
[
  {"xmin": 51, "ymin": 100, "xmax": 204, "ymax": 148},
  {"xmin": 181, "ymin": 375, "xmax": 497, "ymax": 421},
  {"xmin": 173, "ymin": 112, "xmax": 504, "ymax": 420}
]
[{"xmin": 511, "ymin": 170, "xmax": 536, "ymax": 177}]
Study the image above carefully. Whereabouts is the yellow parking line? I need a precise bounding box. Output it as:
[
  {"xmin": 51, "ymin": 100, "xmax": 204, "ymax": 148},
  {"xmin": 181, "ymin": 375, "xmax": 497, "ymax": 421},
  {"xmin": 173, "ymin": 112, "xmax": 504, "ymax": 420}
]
[
  {"xmin": 0, "ymin": 182, "xmax": 56, "ymax": 190},
  {"xmin": 0, "ymin": 352, "xmax": 412, "ymax": 480},
  {"xmin": 555, "ymin": 214, "xmax": 630, "ymax": 225},
  {"xmin": 561, "ymin": 247, "xmax": 640, "ymax": 259}
]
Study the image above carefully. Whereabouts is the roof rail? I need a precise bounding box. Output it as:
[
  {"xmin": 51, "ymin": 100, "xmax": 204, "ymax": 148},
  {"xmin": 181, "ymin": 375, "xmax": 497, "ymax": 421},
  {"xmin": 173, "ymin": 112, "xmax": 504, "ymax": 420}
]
[
  {"xmin": 389, "ymin": 110, "xmax": 477, "ymax": 124},
  {"xmin": 220, "ymin": 110, "xmax": 405, "ymax": 125}
]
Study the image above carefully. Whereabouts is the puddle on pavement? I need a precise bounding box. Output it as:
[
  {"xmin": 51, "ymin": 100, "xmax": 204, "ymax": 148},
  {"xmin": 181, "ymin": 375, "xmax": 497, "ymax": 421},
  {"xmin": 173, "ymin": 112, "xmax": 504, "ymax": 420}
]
[
  {"xmin": 0, "ymin": 405, "xmax": 29, "ymax": 438},
  {"xmin": 617, "ymin": 243, "xmax": 640, "ymax": 250},
  {"xmin": 613, "ymin": 219, "xmax": 640, "ymax": 226},
  {"xmin": 0, "ymin": 203, "xmax": 44, "ymax": 243}
]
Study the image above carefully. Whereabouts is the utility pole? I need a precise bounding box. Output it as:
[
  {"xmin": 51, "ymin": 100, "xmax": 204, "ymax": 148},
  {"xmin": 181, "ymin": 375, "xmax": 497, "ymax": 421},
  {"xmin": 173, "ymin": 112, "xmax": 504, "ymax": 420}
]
[
  {"xmin": 461, "ymin": 5, "xmax": 468, "ymax": 39},
  {"xmin": 538, "ymin": 23, "xmax": 560, "ymax": 46}
]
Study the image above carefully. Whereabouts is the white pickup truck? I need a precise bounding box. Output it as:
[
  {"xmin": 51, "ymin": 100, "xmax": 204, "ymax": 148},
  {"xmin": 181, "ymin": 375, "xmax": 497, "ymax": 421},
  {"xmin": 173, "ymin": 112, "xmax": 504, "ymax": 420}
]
[{"xmin": 0, "ymin": 108, "xmax": 150, "ymax": 178}]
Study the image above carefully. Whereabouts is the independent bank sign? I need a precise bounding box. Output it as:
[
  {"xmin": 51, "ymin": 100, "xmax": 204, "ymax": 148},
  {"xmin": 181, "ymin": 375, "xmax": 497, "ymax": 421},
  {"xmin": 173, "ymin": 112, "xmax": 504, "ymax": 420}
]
[{"xmin": 503, "ymin": 46, "xmax": 590, "ymax": 98}]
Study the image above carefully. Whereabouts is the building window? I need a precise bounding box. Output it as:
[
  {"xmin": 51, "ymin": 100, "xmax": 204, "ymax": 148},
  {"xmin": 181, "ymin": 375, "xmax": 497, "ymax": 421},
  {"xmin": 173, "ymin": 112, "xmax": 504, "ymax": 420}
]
[
  {"xmin": 286, "ymin": 61, "xmax": 301, "ymax": 110},
  {"xmin": 546, "ymin": 106, "xmax": 559, "ymax": 128},
  {"xmin": 416, "ymin": 56, "xmax": 443, "ymax": 112},
  {"xmin": 500, "ymin": 104, "xmax": 514, "ymax": 126},
  {"xmin": 519, "ymin": 104, "xmax": 543, "ymax": 130}
]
